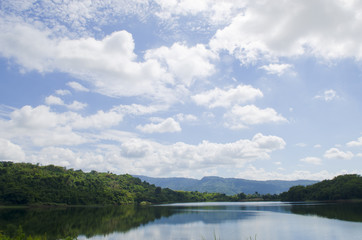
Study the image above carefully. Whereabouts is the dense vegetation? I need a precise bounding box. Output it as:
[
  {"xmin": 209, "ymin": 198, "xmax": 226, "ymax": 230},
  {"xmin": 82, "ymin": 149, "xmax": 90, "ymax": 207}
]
[
  {"xmin": 2, "ymin": 162, "xmax": 360, "ymax": 206},
  {"xmin": 0, "ymin": 162, "xmax": 246, "ymax": 205},
  {"xmin": 136, "ymin": 175, "xmax": 317, "ymax": 195},
  {"xmin": 280, "ymin": 174, "xmax": 362, "ymax": 201}
]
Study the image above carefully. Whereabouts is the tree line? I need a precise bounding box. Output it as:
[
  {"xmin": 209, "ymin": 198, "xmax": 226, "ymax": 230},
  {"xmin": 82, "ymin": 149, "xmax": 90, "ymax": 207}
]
[
  {"xmin": 280, "ymin": 174, "xmax": 362, "ymax": 201},
  {"xmin": 0, "ymin": 162, "xmax": 245, "ymax": 205},
  {"xmin": 1, "ymin": 162, "xmax": 361, "ymax": 205}
]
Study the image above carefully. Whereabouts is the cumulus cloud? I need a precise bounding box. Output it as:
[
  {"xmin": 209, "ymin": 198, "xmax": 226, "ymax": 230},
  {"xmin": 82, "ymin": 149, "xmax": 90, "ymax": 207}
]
[
  {"xmin": 175, "ymin": 113, "xmax": 198, "ymax": 122},
  {"xmin": 324, "ymin": 148, "xmax": 354, "ymax": 160},
  {"xmin": 137, "ymin": 118, "xmax": 181, "ymax": 133},
  {"xmin": 145, "ymin": 43, "xmax": 218, "ymax": 86},
  {"xmin": 10, "ymin": 105, "xmax": 59, "ymax": 130},
  {"xmin": 0, "ymin": 138, "xmax": 25, "ymax": 161},
  {"xmin": 224, "ymin": 105, "xmax": 288, "ymax": 129},
  {"xmin": 252, "ymin": 133, "xmax": 286, "ymax": 150},
  {"xmin": 45, "ymin": 95, "xmax": 64, "ymax": 106},
  {"xmin": 18, "ymin": 132, "xmax": 286, "ymax": 178},
  {"xmin": 210, "ymin": 0, "xmax": 362, "ymax": 64},
  {"xmin": 192, "ymin": 84, "xmax": 263, "ymax": 108},
  {"xmin": 114, "ymin": 104, "xmax": 168, "ymax": 116},
  {"xmin": 259, "ymin": 63, "xmax": 294, "ymax": 76},
  {"xmin": 67, "ymin": 82, "xmax": 89, "ymax": 92},
  {"xmin": 67, "ymin": 101, "xmax": 88, "ymax": 111},
  {"xmin": 236, "ymin": 165, "xmax": 346, "ymax": 181},
  {"xmin": 45, "ymin": 95, "xmax": 87, "ymax": 110},
  {"xmin": 154, "ymin": 0, "xmax": 248, "ymax": 27},
  {"xmin": 300, "ymin": 157, "xmax": 322, "ymax": 165},
  {"xmin": 347, "ymin": 136, "xmax": 362, "ymax": 147},
  {"xmin": 1, "ymin": 0, "xmax": 151, "ymax": 38},
  {"xmin": 120, "ymin": 138, "xmax": 152, "ymax": 158},
  {"xmin": 30, "ymin": 147, "xmax": 111, "ymax": 172},
  {"xmin": 118, "ymin": 133, "xmax": 286, "ymax": 176},
  {"xmin": 55, "ymin": 89, "xmax": 71, "ymax": 96},
  {"xmin": 0, "ymin": 105, "xmax": 127, "ymax": 147},
  {"xmin": 0, "ymin": 23, "xmax": 174, "ymax": 101}
]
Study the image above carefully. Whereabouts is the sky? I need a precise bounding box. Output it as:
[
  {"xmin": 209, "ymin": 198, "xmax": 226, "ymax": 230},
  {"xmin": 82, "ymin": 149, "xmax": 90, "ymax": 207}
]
[{"xmin": 1, "ymin": 0, "xmax": 362, "ymax": 180}]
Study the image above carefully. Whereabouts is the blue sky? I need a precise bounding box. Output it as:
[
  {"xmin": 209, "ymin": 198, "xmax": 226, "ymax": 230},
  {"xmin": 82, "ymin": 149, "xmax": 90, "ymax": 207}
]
[{"xmin": 1, "ymin": 0, "xmax": 362, "ymax": 180}]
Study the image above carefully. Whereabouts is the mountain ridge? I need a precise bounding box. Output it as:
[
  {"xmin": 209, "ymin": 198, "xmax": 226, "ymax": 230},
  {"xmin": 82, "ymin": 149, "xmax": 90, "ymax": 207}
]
[{"xmin": 134, "ymin": 175, "xmax": 318, "ymax": 195}]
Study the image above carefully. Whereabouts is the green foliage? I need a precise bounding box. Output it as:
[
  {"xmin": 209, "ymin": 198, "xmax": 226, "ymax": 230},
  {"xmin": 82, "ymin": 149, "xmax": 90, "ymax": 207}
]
[
  {"xmin": 280, "ymin": 174, "xmax": 362, "ymax": 201},
  {"xmin": 0, "ymin": 162, "xmax": 241, "ymax": 206}
]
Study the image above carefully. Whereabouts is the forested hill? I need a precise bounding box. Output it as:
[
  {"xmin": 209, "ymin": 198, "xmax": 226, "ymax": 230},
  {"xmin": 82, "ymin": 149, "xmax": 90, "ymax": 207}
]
[
  {"xmin": 134, "ymin": 175, "xmax": 317, "ymax": 195},
  {"xmin": 280, "ymin": 174, "xmax": 362, "ymax": 201},
  {"xmin": 0, "ymin": 162, "xmax": 236, "ymax": 205}
]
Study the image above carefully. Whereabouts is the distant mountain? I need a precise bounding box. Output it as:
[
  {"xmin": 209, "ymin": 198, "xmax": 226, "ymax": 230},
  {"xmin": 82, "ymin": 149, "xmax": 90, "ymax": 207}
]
[{"xmin": 134, "ymin": 175, "xmax": 318, "ymax": 195}]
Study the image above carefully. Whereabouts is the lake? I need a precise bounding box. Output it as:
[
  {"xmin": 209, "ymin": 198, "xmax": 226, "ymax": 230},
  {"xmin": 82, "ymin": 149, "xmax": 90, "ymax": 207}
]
[{"xmin": 1, "ymin": 201, "xmax": 362, "ymax": 240}]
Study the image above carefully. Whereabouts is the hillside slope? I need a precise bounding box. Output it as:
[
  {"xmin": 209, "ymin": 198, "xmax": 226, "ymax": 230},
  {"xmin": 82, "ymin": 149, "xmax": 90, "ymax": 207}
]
[
  {"xmin": 280, "ymin": 174, "xmax": 362, "ymax": 201},
  {"xmin": 0, "ymin": 162, "xmax": 234, "ymax": 205}
]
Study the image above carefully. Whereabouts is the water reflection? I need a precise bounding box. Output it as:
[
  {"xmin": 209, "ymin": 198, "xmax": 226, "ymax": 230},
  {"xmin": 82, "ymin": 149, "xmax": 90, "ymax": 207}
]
[
  {"xmin": 290, "ymin": 202, "xmax": 362, "ymax": 222},
  {"xmin": 0, "ymin": 205, "xmax": 173, "ymax": 239},
  {"xmin": 0, "ymin": 202, "xmax": 361, "ymax": 239}
]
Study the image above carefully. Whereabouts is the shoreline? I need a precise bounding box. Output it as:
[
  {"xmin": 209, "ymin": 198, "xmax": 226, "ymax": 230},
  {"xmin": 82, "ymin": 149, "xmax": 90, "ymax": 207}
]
[{"xmin": 1, "ymin": 198, "xmax": 361, "ymax": 209}]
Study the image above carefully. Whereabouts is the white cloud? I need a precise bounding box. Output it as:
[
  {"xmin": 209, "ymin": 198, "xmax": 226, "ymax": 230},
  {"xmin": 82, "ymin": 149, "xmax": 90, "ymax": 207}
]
[
  {"xmin": 145, "ymin": 43, "xmax": 218, "ymax": 86},
  {"xmin": 300, "ymin": 157, "xmax": 322, "ymax": 165},
  {"xmin": 315, "ymin": 89, "xmax": 339, "ymax": 102},
  {"xmin": 175, "ymin": 113, "xmax": 198, "ymax": 122},
  {"xmin": 55, "ymin": 89, "xmax": 71, "ymax": 96},
  {"xmin": 0, "ymin": 121, "xmax": 287, "ymax": 177},
  {"xmin": 45, "ymin": 95, "xmax": 64, "ymax": 106},
  {"xmin": 154, "ymin": 0, "xmax": 247, "ymax": 26},
  {"xmin": 18, "ymin": 132, "xmax": 286, "ymax": 178},
  {"xmin": 324, "ymin": 148, "xmax": 354, "ymax": 160},
  {"xmin": 192, "ymin": 84, "xmax": 263, "ymax": 108},
  {"xmin": 236, "ymin": 165, "xmax": 347, "ymax": 181},
  {"xmin": 67, "ymin": 101, "xmax": 87, "ymax": 111},
  {"xmin": 0, "ymin": 105, "xmax": 126, "ymax": 147},
  {"xmin": 210, "ymin": 0, "xmax": 362, "ymax": 64},
  {"xmin": 45, "ymin": 95, "xmax": 87, "ymax": 110},
  {"xmin": 68, "ymin": 110, "xmax": 124, "ymax": 130},
  {"xmin": 346, "ymin": 136, "xmax": 362, "ymax": 147},
  {"xmin": 32, "ymin": 147, "xmax": 76, "ymax": 167},
  {"xmin": 155, "ymin": 0, "xmax": 211, "ymax": 18},
  {"xmin": 224, "ymin": 105, "xmax": 288, "ymax": 129},
  {"xmin": 137, "ymin": 118, "xmax": 181, "ymax": 133},
  {"xmin": 30, "ymin": 147, "xmax": 111, "ymax": 172},
  {"xmin": 120, "ymin": 138, "xmax": 152, "ymax": 158},
  {"xmin": 252, "ymin": 133, "xmax": 286, "ymax": 150},
  {"xmin": 30, "ymin": 126, "xmax": 87, "ymax": 147},
  {"xmin": 10, "ymin": 105, "xmax": 59, "ymax": 129},
  {"xmin": 119, "ymin": 133, "xmax": 285, "ymax": 176},
  {"xmin": 0, "ymin": 23, "xmax": 176, "ymax": 101},
  {"xmin": 115, "ymin": 104, "xmax": 168, "ymax": 116},
  {"xmin": 0, "ymin": 138, "xmax": 25, "ymax": 161},
  {"xmin": 259, "ymin": 63, "xmax": 294, "ymax": 76},
  {"xmin": 1, "ymin": 0, "xmax": 151, "ymax": 38},
  {"xmin": 67, "ymin": 82, "xmax": 89, "ymax": 92}
]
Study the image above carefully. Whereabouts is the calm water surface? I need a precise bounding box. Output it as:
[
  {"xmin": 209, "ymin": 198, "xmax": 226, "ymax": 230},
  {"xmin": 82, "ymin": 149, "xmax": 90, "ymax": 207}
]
[{"xmin": 1, "ymin": 201, "xmax": 362, "ymax": 240}]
